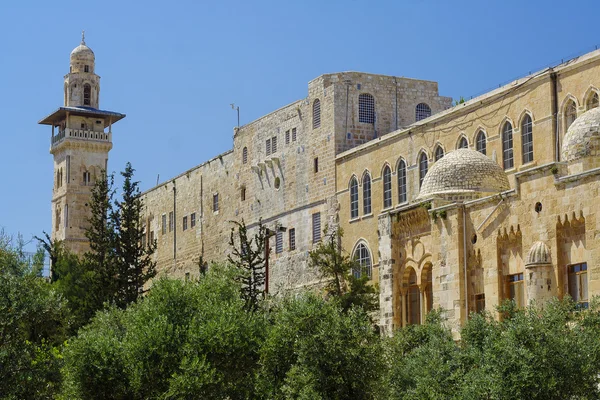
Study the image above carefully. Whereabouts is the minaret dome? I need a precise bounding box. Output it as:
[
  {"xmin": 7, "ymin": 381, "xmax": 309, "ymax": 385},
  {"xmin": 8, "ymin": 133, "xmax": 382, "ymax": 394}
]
[{"xmin": 69, "ymin": 31, "xmax": 95, "ymax": 74}]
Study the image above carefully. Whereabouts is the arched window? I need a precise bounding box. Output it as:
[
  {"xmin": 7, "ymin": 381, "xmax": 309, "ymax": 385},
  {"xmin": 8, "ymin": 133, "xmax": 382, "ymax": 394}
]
[
  {"xmin": 353, "ymin": 243, "xmax": 372, "ymax": 279},
  {"xmin": 242, "ymin": 147, "xmax": 248, "ymax": 164},
  {"xmin": 588, "ymin": 92, "xmax": 599, "ymax": 110},
  {"xmin": 313, "ymin": 99, "xmax": 321, "ymax": 129},
  {"xmin": 419, "ymin": 152, "xmax": 428, "ymax": 188},
  {"xmin": 383, "ymin": 165, "xmax": 392, "ymax": 209},
  {"xmin": 415, "ymin": 103, "xmax": 431, "ymax": 121},
  {"xmin": 350, "ymin": 177, "xmax": 359, "ymax": 219},
  {"xmin": 407, "ymin": 268, "xmax": 420, "ymax": 325},
  {"xmin": 83, "ymin": 84, "xmax": 91, "ymax": 106},
  {"xmin": 521, "ymin": 114, "xmax": 534, "ymax": 164},
  {"xmin": 476, "ymin": 130, "xmax": 487, "ymax": 155},
  {"xmin": 458, "ymin": 136, "xmax": 468, "ymax": 149},
  {"xmin": 434, "ymin": 145, "xmax": 444, "ymax": 161},
  {"xmin": 359, "ymin": 93, "xmax": 375, "ymax": 124},
  {"xmin": 502, "ymin": 122, "xmax": 514, "ymax": 170},
  {"xmin": 363, "ymin": 172, "xmax": 372, "ymax": 215},
  {"xmin": 565, "ymin": 100, "xmax": 577, "ymax": 130},
  {"xmin": 397, "ymin": 159, "xmax": 407, "ymax": 203}
]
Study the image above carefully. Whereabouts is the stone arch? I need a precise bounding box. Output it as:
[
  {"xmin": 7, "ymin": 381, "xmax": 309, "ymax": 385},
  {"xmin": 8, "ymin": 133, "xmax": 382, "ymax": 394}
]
[
  {"xmin": 498, "ymin": 116, "xmax": 515, "ymax": 137},
  {"xmin": 517, "ymin": 109, "xmax": 535, "ymax": 130},
  {"xmin": 351, "ymin": 239, "xmax": 373, "ymax": 279},
  {"xmin": 433, "ymin": 142, "xmax": 445, "ymax": 161},
  {"xmin": 560, "ymin": 94, "xmax": 580, "ymax": 134},
  {"xmin": 456, "ymin": 134, "xmax": 469, "ymax": 149},
  {"xmin": 583, "ymin": 86, "xmax": 600, "ymax": 110},
  {"xmin": 380, "ymin": 161, "xmax": 393, "ymax": 177}
]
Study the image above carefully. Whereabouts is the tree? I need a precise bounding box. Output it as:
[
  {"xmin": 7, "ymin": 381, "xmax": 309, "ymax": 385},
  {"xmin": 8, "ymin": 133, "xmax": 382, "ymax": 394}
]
[
  {"xmin": 111, "ymin": 162, "xmax": 156, "ymax": 308},
  {"xmin": 309, "ymin": 228, "xmax": 378, "ymax": 314},
  {"xmin": 227, "ymin": 218, "xmax": 268, "ymax": 311},
  {"xmin": 258, "ymin": 293, "xmax": 383, "ymax": 399},
  {"xmin": 0, "ymin": 233, "xmax": 69, "ymax": 399}
]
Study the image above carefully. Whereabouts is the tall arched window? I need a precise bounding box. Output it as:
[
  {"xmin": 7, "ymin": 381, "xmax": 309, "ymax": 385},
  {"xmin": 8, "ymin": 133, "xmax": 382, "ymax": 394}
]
[
  {"xmin": 383, "ymin": 165, "xmax": 392, "ymax": 209},
  {"xmin": 350, "ymin": 177, "xmax": 359, "ymax": 219},
  {"xmin": 407, "ymin": 268, "xmax": 420, "ymax": 325},
  {"xmin": 363, "ymin": 172, "xmax": 372, "ymax": 215},
  {"xmin": 476, "ymin": 130, "xmax": 487, "ymax": 155},
  {"xmin": 434, "ymin": 145, "xmax": 444, "ymax": 161},
  {"xmin": 502, "ymin": 122, "xmax": 514, "ymax": 170},
  {"xmin": 313, "ymin": 99, "xmax": 321, "ymax": 129},
  {"xmin": 359, "ymin": 93, "xmax": 375, "ymax": 124},
  {"xmin": 419, "ymin": 152, "xmax": 428, "ymax": 188},
  {"xmin": 521, "ymin": 114, "xmax": 534, "ymax": 164},
  {"xmin": 353, "ymin": 243, "xmax": 372, "ymax": 279},
  {"xmin": 565, "ymin": 100, "xmax": 577, "ymax": 131},
  {"xmin": 83, "ymin": 84, "xmax": 91, "ymax": 106},
  {"xmin": 415, "ymin": 103, "xmax": 431, "ymax": 121},
  {"xmin": 242, "ymin": 147, "xmax": 248, "ymax": 164},
  {"xmin": 458, "ymin": 136, "xmax": 468, "ymax": 149},
  {"xmin": 397, "ymin": 159, "xmax": 407, "ymax": 204},
  {"xmin": 587, "ymin": 92, "xmax": 599, "ymax": 110}
]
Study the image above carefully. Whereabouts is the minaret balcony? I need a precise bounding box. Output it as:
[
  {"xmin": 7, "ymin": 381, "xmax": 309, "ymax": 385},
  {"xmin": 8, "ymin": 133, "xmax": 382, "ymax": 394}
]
[{"xmin": 51, "ymin": 128, "xmax": 112, "ymax": 148}]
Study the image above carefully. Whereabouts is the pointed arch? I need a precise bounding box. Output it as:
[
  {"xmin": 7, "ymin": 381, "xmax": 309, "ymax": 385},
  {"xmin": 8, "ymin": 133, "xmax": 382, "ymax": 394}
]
[
  {"xmin": 434, "ymin": 143, "xmax": 445, "ymax": 161},
  {"xmin": 521, "ymin": 113, "xmax": 534, "ymax": 164},
  {"xmin": 362, "ymin": 170, "xmax": 372, "ymax": 215},
  {"xmin": 382, "ymin": 164, "xmax": 392, "ymax": 209},
  {"xmin": 397, "ymin": 157, "xmax": 408, "ymax": 204},
  {"xmin": 583, "ymin": 86, "xmax": 600, "ymax": 110},
  {"xmin": 561, "ymin": 95, "xmax": 580, "ymax": 133},
  {"xmin": 456, "ymin": 134, "xmax": 469, "ymax": 149},
  {"xmin": 418, "ymin": 151, "xmax": 429, "ymax": 188},
  {"xmin": 352, "ymin": 240, "xmax": 373, "ymax": 279},
  {"xmin": 501, "ymin": 120, "xmax": 514, "ymax": 170},
  {"xmin": 475, "ymin": 129, "xmax": 487, "ymax": 155}
]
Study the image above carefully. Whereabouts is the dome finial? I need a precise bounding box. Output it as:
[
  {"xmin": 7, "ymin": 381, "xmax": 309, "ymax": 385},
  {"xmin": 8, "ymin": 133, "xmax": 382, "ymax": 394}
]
[{"xmin": 81, "ymin": 30, "xmax": 85, "ymax": 45}]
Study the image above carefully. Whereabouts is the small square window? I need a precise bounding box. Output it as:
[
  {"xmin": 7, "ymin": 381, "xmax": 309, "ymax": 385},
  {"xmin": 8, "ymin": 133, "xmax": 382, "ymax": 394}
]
[
  {"xmin": 183, "ymin": 216, "xmax": 188, "ymax": 231},
  {"xmin": 312, "ymin": 212, "xmax": 321, "ymax": 243},
  {"xmin": 191, "ymin": 212, "xmax": 196, "ymax": 228},
  {"xmin": 276, "ymin": 231, "xmax": 283, "ymax": 254},
  {"xmin": 289, "ymin": 228, "xmax": 296, "ymax": 251},
  {"xmin": 272, "ymin": 136, "xmax": 277, "ymax": 153},
  {"xmin": 292, "ymin": 127, "xmax": 297, "ymax": 142},
  {"xmin": 285, "ymin": 130, "xmax": 290, "ymax": 145},
  {"xmin": 162, "ymin": 214, "xmax": 167, "ymax": 235},
  {"xmin": 213, "ymin": 193, "xmax": 219, "ymax": 212},
  {"xmin": 169, "ymin": 211, "xmax": 174, "ymax": 232}
]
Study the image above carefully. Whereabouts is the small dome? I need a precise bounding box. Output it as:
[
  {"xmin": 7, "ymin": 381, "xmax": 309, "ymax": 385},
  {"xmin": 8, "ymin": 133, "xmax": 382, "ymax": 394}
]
[
  {"xmin": 418, "ymin": 149, "xmax": 509, "ymax": 201},
  {"xmin": 561, "ymin": 107, "xmax": 600, "ymax": 162},
  {"xmin": 525, "ymin": 241, "xmax": 551, "ymax": 266},
  {"xmin": 70, "ymin": 43, "xmax": 95, "ymax": 62}
]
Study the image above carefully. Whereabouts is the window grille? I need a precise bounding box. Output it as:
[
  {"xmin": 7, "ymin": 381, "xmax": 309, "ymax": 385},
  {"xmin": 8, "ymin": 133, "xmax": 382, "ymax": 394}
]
[
  {"xmin": 397, "ymin": 160, "xmax": 407, "ymax": 203},
  {"xmin": 285, "ymin": 130, "xmax": 290, "ymax": 144},
  {"xmin": 415, "ymin": 103, "xmax": 431, "ymax": 121},
  {"xmin": 502, "ymin": 122, "xmax": 514, "ymax": 170},
  {"xmin": 383, "ymin": 166, "xmax": 392, "ymax": 209},
  {"xmin": 568, "ymin": 262, "xmax": 588, "ymax": 309},
  {"xmin": 275, "ymin": 231, "xmax": 283, "ymax": 254},
  {"xmin": 292, "ymin": 127, "xmax": 297, "ymax": 141},
  {"xmin": 350, "ymin": 177, "xmax": 359, "ymax": 219},
  {"xmin": 359, "ymin": 94, "xmax": 375, "ymax": 124},
  {"xmin": 266, "ymin": 138, "xmax": 271, "ymax": 156},
  {"xmin": 183, "ymin": 216, "xmax": 188, "ymax": 231},
  {"xmin": 272, "ymin": 136, "xmax": 277, "ymax": 153},
  {"xmin": 312, "ymin": 212, "xmax": 321, "ymax": 243},
  {"xmin": 169, "ymin": 211, "xmax": 174, "ymax": 232},
  {"xmin": 191, "ymin": 212, "xmax": 196, "ymax": 228},
  {"xmin": 476, "ymin": 131, "xmax": 487, "ymax": 155},
  {"xmin": 353, "ymin": 243, "xmax": 372, "ymax": 278},
  {"xmin": 162, "ymin": 214, "xmax": 167, "ymax": 234},
  {"xmin": 363, "ymin": 173, "xmax": 372, "ymax": 215},
  {"xmin": 83, "ymin": 84, "xmax": 91, "ymax": 106},
  {"xmin": 419, "ymin": 153, "xmax": 428, "ymax": 188},
  {"xmin": 313, "ymin": 99, "xmax": 321, "ymax": 129},
  {"xmin": 242, "ymin": 147, "xmax": 248, "ymax": 164},
  {"xmin": 458, "ymin": 137, "xmax": 468, "ymax": 149},
  {"xmin": 565, "ymin": 101, "xmax": 577, "ymax": 130},
  {"xmin": 588, "ymin": 92, "xmax": 599, "ymax": 110},
  {"xmin": 213, "ymin": 193, "xmax": 219, "ymax": 212},
  {"xmin": 288, "ymin": 228, "xmax": 296, "ymax": 251},
  {"xmin": 521, "ymin": 115, "xmax": 534, "ymax": 164},
  {"xmin": 434, "ymin": 146, "xmax": 444, "ymax": 161},
  {"xmin": 84, "ymin": 65, "xmax": 89, "ymax": 73}
]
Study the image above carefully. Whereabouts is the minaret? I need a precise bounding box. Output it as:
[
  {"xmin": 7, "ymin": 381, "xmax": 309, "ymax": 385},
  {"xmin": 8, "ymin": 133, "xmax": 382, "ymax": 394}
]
[{"xmin": 39, "ymin": 33, "xmax": 125, "ymax": 254}]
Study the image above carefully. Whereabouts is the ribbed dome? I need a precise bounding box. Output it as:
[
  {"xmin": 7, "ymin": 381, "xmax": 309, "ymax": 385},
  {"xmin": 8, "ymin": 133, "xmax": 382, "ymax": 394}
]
[
  {"xmin": 561, "ymin": 107, "xmax": 600, "ymax": 162},
  {"xmin": 417, "ymin": 149, "xmax": 510, "ymax": 201},
  {"xmin": 525, "ymin": 241, "xmax": 551, "ymax": 266}
]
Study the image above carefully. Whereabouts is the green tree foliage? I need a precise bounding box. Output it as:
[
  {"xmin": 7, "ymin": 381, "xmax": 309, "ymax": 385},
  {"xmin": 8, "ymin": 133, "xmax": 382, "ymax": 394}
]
[
  {"xmin": 258, "ymin": 293, "xmax": 383, "ymax": 399},
  {"xmin": 61, "ymin": 264, "xmax": 266, "ymax": 400},
  {"xmin": 0, "ymin": 233, "xmax": 69, "ymax": 399},
  {"xmin": 227, "ymin": 218, "xmax": 268, "ymax": 311},
  {"xmin": 309, "ymin": 228, "xmax": 378, "ymax": 314},
  {"xmin": 111, "ymin": 162, "xmax": 157, "ymax": 308},
  {"xmin": 382, "ymin": 299, "xmax": 600, "ymax": 400}
]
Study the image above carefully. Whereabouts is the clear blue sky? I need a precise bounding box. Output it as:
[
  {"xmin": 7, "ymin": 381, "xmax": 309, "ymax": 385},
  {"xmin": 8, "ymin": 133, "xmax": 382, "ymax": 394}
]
[{"xmin": 1, "ymin": 0, "xmax": 599, "ymax": 250}]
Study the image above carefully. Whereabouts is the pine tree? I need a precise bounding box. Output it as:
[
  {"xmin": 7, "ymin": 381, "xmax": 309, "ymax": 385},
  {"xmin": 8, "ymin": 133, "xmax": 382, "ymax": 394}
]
[
  {"xmin": 112, "ymin": 162, "xmax": 156, "ymax": 308},
  {"xmin": 227, "ymin": 219, "xmax": 268, "ymax": 311}
]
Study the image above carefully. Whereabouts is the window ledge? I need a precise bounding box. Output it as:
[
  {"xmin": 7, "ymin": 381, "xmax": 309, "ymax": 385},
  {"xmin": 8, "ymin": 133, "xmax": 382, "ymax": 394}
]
[
  {"xmin": 361, "ymin": 213, "xmax": 374, "ymax": 220},
  {"xmin": 349, "ymin": 217, "xmax": 360, "ymax": 223},
  {"xmin": 518, "ymin": 160, "xmax": 538, "ymax": 171},
  {"xmin": 381, "ymin": 206, "xmax": 393, "ymax": 213}
]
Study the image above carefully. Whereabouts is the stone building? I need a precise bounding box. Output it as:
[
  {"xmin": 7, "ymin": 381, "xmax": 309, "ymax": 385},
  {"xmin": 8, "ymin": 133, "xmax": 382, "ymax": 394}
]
[{"xmin": 43, "ymin": 38, "xmax": 600, "ymax": 333}]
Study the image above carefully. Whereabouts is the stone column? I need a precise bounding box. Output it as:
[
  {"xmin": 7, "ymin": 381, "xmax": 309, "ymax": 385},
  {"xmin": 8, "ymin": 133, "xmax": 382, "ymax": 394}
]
[
  {"xmin": 525, "ymin": 241, "xmax": 557, "ymax": 306},
  {"xmin": 378, "ymin": 214, "xmax": 394, "ymax": 335}
]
